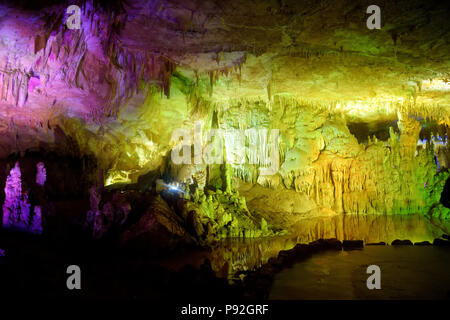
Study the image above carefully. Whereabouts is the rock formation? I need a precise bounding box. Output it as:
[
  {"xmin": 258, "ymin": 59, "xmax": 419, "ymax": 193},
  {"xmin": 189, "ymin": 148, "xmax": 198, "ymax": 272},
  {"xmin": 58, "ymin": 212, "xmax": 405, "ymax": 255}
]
[
  {"xmin": 2, "ymin": 161, "xmax": 46, "ymax": 234},
  {"xmin": 30, "ymin": 206, "xmax": 43, "ymax": 234},
  {"xmin": 0, "ymin": 0, "xmax": 449, "ymax": 242},
  {"xmin": 2, "ymin": 162, "xmax": 22, "ymax": 228},
  {"xmin": 35, "ymin": 162, "xmax": 46, "ymax": 187}
]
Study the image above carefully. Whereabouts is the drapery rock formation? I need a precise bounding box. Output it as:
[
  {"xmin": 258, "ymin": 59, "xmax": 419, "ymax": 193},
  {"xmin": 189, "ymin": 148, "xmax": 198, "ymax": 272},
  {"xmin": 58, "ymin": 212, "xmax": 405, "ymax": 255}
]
[{"xmin": 0, "ymin": 0, "xmax": 449, "ymax": 243}]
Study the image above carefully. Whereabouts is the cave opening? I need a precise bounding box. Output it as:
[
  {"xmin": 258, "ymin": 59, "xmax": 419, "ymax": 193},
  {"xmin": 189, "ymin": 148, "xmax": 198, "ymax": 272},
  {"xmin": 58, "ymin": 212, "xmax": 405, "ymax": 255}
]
[
  {"xmin": 440, "ymin": 176, "xmax": 450, "ymax": 208},
  {"xmin": 419, "ymin": 121, "xmax": 449, "ymax": 142},
  {"xmin": 347, "ymin": 120, "xmax": 398, "ymax": 144}
]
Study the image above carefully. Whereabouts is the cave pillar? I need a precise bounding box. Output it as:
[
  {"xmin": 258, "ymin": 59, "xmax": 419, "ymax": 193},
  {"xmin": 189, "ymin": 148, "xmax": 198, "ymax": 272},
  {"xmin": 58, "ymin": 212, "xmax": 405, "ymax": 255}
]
[{"xmin": 397, "ymin": 112, "xmax": 421, "ymax": 158}]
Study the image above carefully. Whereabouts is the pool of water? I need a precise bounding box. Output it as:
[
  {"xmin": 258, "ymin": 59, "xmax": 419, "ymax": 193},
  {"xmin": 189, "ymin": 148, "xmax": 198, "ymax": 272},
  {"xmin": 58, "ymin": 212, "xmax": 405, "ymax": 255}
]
[
  {"xmin": 270, "ymin": 246, "xmax": 450, "ymax": 300},
  {"xmin": 198, "ymin": 213, "xmax": 449, "ymax": 280},
  {"xmin": 158, "ymin": 213, "xmax": 449, "ymax": 281}
]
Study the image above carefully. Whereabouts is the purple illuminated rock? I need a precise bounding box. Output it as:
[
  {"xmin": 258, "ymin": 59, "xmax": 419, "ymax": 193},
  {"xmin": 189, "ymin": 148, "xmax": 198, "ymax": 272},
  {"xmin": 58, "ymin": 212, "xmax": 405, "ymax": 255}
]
[
  {"xmin": 2, "ymin": 162, "xmax": 22, "ymax": 228},
  {"xmin": 17, "ymin": 191, "xmax": 31, "ymax": 231},
  {"xmin": 36, "ymin": 162, "xmax": 46, "ymax": 186},
  {"xmin": 85, "ymin": 187, "xmax": 131, "ymax": 239},
  {"xmin": 30, "ymin": 206, "xmax": 43, "ymax": 234},
  {"xmin": 2, "ymin": 162, "xmax": 44, "ymax": 233},
  {"xmin": 84, "ymin": 186, "xmax": 101, "ymax": 230},
  {"xmin": 92, "ymin": 210, "xmax": 106, "ymax": 239}
]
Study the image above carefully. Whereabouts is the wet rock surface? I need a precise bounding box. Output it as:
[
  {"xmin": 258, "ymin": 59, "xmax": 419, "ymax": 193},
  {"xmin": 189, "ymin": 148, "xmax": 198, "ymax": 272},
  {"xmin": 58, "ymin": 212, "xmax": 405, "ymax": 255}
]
[
  {"xmin": 366, "ymin": 242, "xmax": 386, "ymax": 245},
  {"xmin": 0, "ymin": 228, "xmax": 449, "ymax": 300},
  {"xmin": 433, "ymin": 238, "xmax": 450, "ymax": 247},
  {"xmin": 391, "ymin": 239, "xmax": 413, "ymax": 245},
  {"xmin": 0, "ymin": 229, "xmax": 346, "ymax": 300},
  {"xmin": 414, "ymin": 241, "xmax": 432, "ymax": 246},
  {"xmin": 119, "ymin": 195, "xmax": 196, "ymax": 256},
  {"xmin": 343, "ymin": 240, "xmax": 364, "ymax": 249}
]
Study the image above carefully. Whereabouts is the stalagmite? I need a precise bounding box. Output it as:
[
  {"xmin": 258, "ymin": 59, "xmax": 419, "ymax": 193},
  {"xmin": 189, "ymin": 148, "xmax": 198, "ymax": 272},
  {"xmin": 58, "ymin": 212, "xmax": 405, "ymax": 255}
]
[
  {"xmin": 36, "ymin": 162, "xmax": 47, "ymax": 186},
  {"xmin": 85, "ymin": 186, "xmax": 101, "ymax": 230},
  {"xmin": 30, "ymin": 206, "xmax": 43, "ymax": 234},
  {"xmin": 17, "ymin": 191, "xmax": 31, "ymax": 231},
  {"xmin": 2, "ymin": 162, "xmax": 22, "ymax": 229}
]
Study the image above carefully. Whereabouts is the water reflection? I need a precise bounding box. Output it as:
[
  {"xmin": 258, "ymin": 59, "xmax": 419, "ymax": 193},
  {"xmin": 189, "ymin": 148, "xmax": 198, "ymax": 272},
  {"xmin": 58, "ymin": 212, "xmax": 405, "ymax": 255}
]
[
  {"xmin": 270, "ymin": 246, "xmax": 450, "ymax": 299},
  {"xmin": 209, "ymin": 236, "xmax": 297, "ymax": 279},
  {"xmin": 203, "ymin": 214, "xmax": 449, "ymax": 279},
  {"xmin": 291, "ymin": 213, "xmax": 449, "ymax": 244}
]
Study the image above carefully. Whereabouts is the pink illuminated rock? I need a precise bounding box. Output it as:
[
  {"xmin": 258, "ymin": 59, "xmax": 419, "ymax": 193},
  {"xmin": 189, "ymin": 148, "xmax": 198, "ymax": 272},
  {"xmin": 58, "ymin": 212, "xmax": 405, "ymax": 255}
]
[
  {"xmin": 2, "ymin": 162, "xmax": 44, "ymax": 233},
  {"xmin": 2, "ymin": 162, "xmax": 22, "ymax": 228},
  {"xmin": 36, "ymin": 162, "xmax": 46, "ymax": 186},
  {"xmin": 92, "ymin": 210, "xmax": 105, "ymax": 239},
  {"xmin": 30, "ymin": 206, "xmax": 43, "ymax": 234},
  {"xmin": 18, "ymin": 191, "xmax": 31, "ymax": 231},
  {"xmin": 27, "ymin": 76, "xmax": 40, "ymax": 93},
  {"xmin": 84, "ymin": 186, "xmax": 101, "ymax": 230}
]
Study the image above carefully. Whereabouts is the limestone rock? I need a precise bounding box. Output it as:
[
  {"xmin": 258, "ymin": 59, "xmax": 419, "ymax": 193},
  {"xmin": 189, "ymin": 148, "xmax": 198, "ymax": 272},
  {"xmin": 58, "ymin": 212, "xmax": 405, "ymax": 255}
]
[
  {"xmin": 366, "ymin": 242, "xmax": 386, "ymax": 246},
  {"xmin": 2, "ymin": 162, "xmax": 22, "ymax": 228},
  {"xmin": 433, "ymin": 238, "xmax": 450, "ymax": 247},
  {"xmin": 30, "ymin": 206, "xmax": 43, "ymax": 234},
  {"xmin": 414, "ymin": 241, "xmax": 432, "ymax": 246},
  {"xmin": 391, "ymin": 239, "xmax": 413, "ymax": 245},
  {"xmin": 342, "ymin": 240, "xmax": 364, "ymax": 249},
  {"xmin": 120, "ymin": 195, "xmax": 194, "ymax": 255}
]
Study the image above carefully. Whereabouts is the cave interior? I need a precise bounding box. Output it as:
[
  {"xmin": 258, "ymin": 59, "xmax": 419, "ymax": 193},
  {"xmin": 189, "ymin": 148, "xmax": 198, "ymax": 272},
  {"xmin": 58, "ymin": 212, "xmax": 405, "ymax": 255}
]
[{"xmin": 0, "ymin": 0, "xmax": 449, "ymax": 300}]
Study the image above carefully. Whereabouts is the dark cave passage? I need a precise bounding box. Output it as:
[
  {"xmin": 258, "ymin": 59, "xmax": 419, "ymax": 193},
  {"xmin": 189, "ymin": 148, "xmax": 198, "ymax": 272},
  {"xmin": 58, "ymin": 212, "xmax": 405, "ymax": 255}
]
[
  {"xmin": 347, "ymin": 120, "xmax": 399, "ymax": 144},
  {"xmin": 441, "ymin": 176, "xmax": 450, "ymax": 208}
]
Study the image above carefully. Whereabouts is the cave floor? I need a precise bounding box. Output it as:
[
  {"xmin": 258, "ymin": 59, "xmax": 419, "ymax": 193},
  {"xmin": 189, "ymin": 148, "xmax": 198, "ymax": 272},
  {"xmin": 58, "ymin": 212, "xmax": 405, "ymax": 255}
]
[
  {"xmin": 1, "ymin": 213, "xmax": 449, "ymax": 300},
  {"xmin": 270, "ymin": 246, "xmax": 450, "ymax": 300}
]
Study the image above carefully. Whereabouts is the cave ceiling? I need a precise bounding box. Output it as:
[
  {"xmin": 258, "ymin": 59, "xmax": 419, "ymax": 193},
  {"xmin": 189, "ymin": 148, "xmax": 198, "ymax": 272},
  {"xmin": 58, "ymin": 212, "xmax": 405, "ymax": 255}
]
[{"xmin": 0, "ymin": 0, "xmax": 449, "ymax": 164}]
